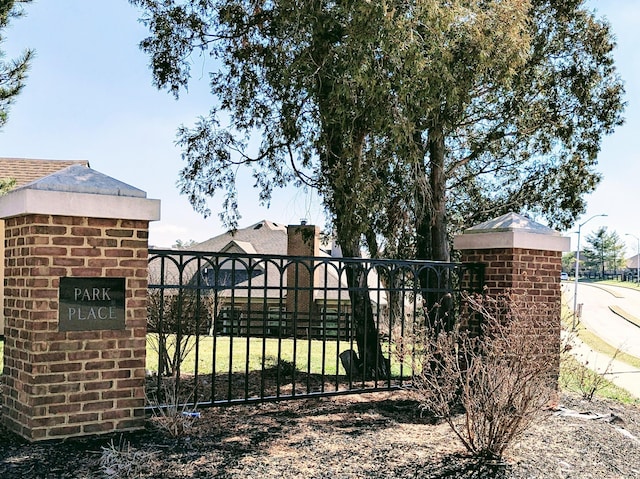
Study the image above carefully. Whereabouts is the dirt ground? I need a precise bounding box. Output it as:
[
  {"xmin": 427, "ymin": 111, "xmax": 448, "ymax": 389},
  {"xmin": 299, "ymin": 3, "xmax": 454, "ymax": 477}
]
[{"xmin": 0, "ymin": 390, "xmax": 639, "ymax": 479}]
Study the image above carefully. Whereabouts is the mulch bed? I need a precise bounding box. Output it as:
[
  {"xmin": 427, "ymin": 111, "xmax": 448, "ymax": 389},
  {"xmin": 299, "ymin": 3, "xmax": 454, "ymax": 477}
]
[{"xmin": 0, "ymin": 391, "xmax": 639, "ymax": 478}]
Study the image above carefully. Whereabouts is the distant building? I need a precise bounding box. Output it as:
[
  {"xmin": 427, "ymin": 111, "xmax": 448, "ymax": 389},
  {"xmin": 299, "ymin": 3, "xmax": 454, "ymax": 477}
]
[
  {"xmin": 0, "ymin": 157, "xmax": 89, "ymax": 188},
  {"xmin": 148, "ymin": 221, "xmax": 386, "ymax": 339},
  {"xmin": 627, "ymin": 254, "xmax": 640, "ymax": 270}
]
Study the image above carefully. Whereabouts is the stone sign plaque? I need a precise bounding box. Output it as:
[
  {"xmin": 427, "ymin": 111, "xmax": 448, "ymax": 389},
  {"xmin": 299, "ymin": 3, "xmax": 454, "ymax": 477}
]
[{"xmin": 59, "ymin": 277, "xmax": 126, "ymax": 331}]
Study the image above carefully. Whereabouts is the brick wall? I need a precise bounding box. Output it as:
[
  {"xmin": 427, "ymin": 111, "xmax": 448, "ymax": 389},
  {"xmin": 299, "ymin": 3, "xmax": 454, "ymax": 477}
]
[
  {"xmin": 0, "ymin": 219, "xmax": 4, "ymax": 335},
  {"xmin": 2, "ymin": 214, "xmax": 149, "ymax": 440}
]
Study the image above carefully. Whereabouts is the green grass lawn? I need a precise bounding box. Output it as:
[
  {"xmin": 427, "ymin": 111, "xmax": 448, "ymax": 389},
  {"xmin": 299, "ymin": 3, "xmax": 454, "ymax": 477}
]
[
  {"xmin": 560, "ymin": 354, "xmax": 639, "ymax": 404},
  {"xmin": 0, "ymin": 335, "xmax": 406, "ymax": 378},
  {"xmin": 145, "ymin": 334, "xmax": 407, "ymax": 377},
  {"xmin": 147, "ymin": 335, "xmax": 343, "ymax": 376},
  {"xmin": 0, "ymin": 330, "xmax": 636, "ymax": 403}
]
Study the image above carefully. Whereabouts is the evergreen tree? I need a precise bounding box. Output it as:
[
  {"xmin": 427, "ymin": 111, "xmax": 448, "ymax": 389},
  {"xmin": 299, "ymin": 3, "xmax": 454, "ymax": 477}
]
[
  {"xmin": 562, "ymin": 251, "xmax": 576, "ymax": 276},
  {"xmin": 131, "ymin": 0, "xmax": 625, "ymax": 374},
  {"xmin": 0, "ymin": 0, "xmax": 33, "ymax": 130},
  {"xmin": 583, "ymin": 227, "xmax": 626, "ymax": 277},
  {"xmin": 131, "ymin": 0, "xmax": 624, "ymax": 263}
]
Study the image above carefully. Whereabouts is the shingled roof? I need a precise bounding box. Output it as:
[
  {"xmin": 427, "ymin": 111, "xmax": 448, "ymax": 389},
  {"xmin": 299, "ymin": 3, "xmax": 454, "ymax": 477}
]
[
  {"xmin": 149, "ymin": 220, "xmax": 347, "ymax": 298},
  {"xmin": 192, "ymin": 220, "xmax": 289, "ymax": 256},
  {"xmin": 0, "ymin": 157, "xmax": 90, "ymax": 188}
]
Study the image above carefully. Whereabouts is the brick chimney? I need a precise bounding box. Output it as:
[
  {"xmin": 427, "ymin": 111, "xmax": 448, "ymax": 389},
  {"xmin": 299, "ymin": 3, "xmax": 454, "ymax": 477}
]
[{"xmin": 286, "ymin": 224, "xmax": 321, "ymax": 322}]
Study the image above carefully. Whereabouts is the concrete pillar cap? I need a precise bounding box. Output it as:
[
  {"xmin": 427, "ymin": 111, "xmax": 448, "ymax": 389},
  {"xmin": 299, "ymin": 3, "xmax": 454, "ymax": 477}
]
[
  {"xmin": 454, "ymin": 212, "xmax": 570, "ymax": 252},
  {"xmin": 0, "ymin": 164, "xmax": 160, "ymax": 221}
]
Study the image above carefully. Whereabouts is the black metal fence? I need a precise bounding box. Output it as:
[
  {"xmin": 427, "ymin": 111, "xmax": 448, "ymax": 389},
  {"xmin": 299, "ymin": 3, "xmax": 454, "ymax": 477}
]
[{"xmin": 146, "ymin": 249, "xmax": 484, "ymax": 408}]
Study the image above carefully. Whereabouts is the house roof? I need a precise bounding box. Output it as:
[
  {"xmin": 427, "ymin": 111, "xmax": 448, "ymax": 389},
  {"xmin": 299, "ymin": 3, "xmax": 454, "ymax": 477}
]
[
  {"xmin": 627, "ymin": 254, "xmax": 640, "ymax": 269},
  {"xmin": 149, "ymin": 220, "xmax": 289, "ymax": 289},
  {"xmin": 148, "ymin": 220, "xmax": 355, "ymax": 303},
  {"xmin": 0, "ymin": 157, "xmax": 90, "ymax": 188},
  {"xmin": 192, "ymin": 220, "xmax": 288, "ymax": 256}
]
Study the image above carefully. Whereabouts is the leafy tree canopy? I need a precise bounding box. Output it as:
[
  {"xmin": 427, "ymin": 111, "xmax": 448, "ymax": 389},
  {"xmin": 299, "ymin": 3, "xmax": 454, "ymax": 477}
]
[
  {"xmin": 0, "ymin": 177, "xmax": 16, "ymax": 194},
  {"xmin": 0, "ymin": 0, "xmax": 33, "ymax": 130},
  {"xmin": 131, "ymin": 0, "xmax": 624, "ymax": 261}
]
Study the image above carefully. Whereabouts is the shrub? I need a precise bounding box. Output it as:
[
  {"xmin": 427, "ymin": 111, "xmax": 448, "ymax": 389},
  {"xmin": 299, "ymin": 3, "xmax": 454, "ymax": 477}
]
[
  {"xmin": 146, "ymin": 378, "xmax": 200, "ymax": 438},
  {"xmin": 100, "ymin": 437, "xmax": 156, "ymax": 478},
  {"xmin": 560, "ymin": 337, "xmax": 620, "ymax": 401},
  {"xmin": 401, "ymin": 289, "xmax": 559, "ymax": 460},
  {"xmin": 147, "ymin": 286, "xmax": 210, "ymax": 376}
]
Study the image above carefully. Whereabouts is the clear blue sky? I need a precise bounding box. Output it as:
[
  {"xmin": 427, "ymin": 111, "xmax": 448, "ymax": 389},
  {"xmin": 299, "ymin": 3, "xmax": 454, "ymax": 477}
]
[
  {"xmin": 0, "ymin": 0, "xmax": 325, "ymax": 247},
  {"xmin": 1, "ymin": 1, "xmax": 638, "ymax": 253}
]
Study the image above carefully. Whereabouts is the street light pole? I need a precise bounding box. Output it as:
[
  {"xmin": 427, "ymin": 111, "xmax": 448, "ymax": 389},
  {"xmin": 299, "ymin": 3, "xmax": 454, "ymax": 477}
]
[
  {"xmin": 625, "ymin": 233, "xmax": 640, "ymax": 285},
  {"xmin": 572, "ymin": 214, "xmax": 608, "ymax": 330}
]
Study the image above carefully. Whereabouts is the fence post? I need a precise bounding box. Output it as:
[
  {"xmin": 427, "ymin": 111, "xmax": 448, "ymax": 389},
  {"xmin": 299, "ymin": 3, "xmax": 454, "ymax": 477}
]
[
  {"xmin": 0, "ymin": 165, "xmax": 160, "ymax": 441},
  {"xmin": 454, "ymin": 212, "xmax": 570, "ymax": 366}
]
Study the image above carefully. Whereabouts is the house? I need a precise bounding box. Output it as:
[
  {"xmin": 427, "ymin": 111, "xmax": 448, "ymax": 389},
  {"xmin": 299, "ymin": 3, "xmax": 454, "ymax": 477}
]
[
  {"xmin": 625, "ymin": 254, "xmax": 640, "ymax": 279},
  {"xmin": 0, "ymin": 158, "xmax": 91, "ymax": 335},
  {"xmin": 0, "ymin": 157, "xmax": 89, "ymax": 188},
  {"xmin": 148, "ymin": 220, "xmax": 384, "ymax": 339}
]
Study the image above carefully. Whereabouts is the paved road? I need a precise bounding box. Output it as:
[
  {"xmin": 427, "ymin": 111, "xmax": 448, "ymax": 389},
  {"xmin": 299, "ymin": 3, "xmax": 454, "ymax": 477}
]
[
  {"xmin": 563, "ymin": 281, "xmax": 640, "ymax": 398},
  {"xmin": 563, "ymin": 281, "xmax": 640, "ymax": 358}
]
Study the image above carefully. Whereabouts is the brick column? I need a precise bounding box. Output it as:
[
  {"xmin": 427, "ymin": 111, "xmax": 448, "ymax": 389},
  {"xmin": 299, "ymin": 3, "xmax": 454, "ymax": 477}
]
[
  {"xmin": 0, "ymin": 166, "xmax": 160, "ymax": 441},
  {"xmin": 454, "ymin": 213, "xmax": 570, "ymax": 301},
  {"xmin": 454, "ymin": 213, "xmax": 570, "ymax": 373}
]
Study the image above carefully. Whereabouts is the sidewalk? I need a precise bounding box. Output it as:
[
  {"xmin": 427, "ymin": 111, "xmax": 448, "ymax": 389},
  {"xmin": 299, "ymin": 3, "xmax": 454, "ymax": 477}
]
[{"xmin": 565, "ymin": 333, "xmax": 640, "ymax": 399}]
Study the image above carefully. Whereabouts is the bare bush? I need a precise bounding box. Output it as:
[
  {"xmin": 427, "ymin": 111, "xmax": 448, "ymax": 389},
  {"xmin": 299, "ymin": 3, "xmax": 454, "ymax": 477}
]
[
  {"xmin": 146, "ymin": 378, "xmax": 200, "ymax": 438},
  {"xmin": 147, "ymin": 286, "xmax": 210, "ymax": 376},
  {"xmin": 400, "ymin": 290, "xmax": 560, "ymax": 460},
  {"xmin": 560, "ymin": 336, "xmax": 621, "ymax": 401},
  {"xmin": 100, "ymin": 437, "xmax": 156, "ymax": 478}
]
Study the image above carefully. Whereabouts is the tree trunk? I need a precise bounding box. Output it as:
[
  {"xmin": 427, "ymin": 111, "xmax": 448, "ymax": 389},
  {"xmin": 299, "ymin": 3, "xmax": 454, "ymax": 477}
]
[
  {"xmin": 414, "ymin": 130, "xmax": 431, "ymax": 263},
  {"xmin": 415, "ymin": 124, "xmax": 453, "ymax": 331},
  {"xmin": 428, "ymin": 124, "xmax": 449, "ymax": 263},
  {"xmin": 310, "ymin": 18, "xmax": 389, "ymax": 380},
  {"xmin": 341, "ymin": 238, "xmax": 391, "ymax": 380},
  {"xmin": 412, "ymin": 124, "xmax": 450, "ymax": 262}
]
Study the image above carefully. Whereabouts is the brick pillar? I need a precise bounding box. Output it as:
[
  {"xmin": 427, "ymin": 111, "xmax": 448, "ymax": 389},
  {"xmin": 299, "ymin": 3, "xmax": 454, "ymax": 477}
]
[
  {"xmin": 454, "ymin": 213, "xmax": 569, "ymax": 301},
  {"xmin": 0, "ymin": 166, "xmax": 160, "ymax": 441},
  {"xmin": 454, "ymin": 213, "xmax": 570, "ymax": 374}
]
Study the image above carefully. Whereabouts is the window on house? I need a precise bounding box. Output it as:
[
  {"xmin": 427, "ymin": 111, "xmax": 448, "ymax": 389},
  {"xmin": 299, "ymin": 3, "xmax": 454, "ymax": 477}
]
[
  {"xmin": 219, "ymin": 306, "xmax": 241, "ymax": 335},
  {"xmin": 320, "ymin": 307, "xmax": 339, "ymax": 338},
  {"xmin": 266, "ymin": 306, "xmax": 286, "ymax": 336}
]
